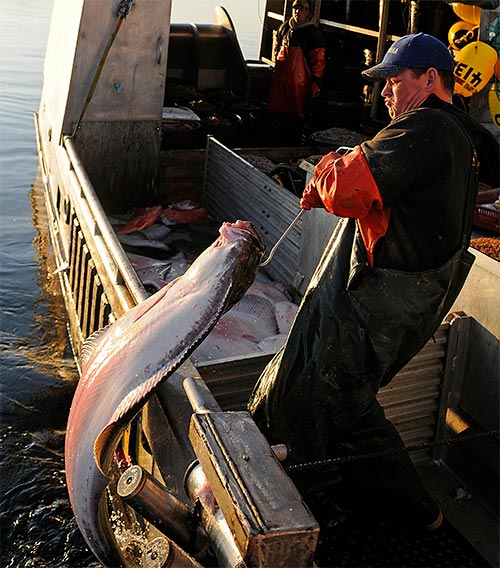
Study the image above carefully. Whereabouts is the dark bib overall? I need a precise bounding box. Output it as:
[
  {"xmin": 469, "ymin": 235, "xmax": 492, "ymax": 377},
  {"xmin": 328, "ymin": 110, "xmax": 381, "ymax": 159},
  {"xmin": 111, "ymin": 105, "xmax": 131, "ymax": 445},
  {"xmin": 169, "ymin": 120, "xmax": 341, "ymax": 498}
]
[{"xmin": 248, "ymin": 98, "xmax": 487, "ymax": 509}]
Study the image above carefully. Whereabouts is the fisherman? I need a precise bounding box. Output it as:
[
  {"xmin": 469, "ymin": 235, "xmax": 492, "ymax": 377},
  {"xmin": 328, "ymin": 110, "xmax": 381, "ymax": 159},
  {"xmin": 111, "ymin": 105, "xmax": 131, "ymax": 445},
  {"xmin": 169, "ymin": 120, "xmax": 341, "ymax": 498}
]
[
  {"xmin": 249, "ymin": 33, "xmax": 499, "ymax": 530},
  {"xmin": 268, "ymin": 0, "xmax": 326, "ymax": 119}
]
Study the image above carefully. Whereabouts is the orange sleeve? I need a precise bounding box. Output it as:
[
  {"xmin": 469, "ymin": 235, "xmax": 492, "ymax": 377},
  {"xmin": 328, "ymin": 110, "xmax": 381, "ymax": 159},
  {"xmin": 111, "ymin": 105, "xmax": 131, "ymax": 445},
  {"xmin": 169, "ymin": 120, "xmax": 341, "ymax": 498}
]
[
  {"xmin": 309, "ymin": 47, "xmax": 326, "ymax": 79},
  {"xmin": 313, "ymin": 146, "xmax": 391, "ymax": 266}
]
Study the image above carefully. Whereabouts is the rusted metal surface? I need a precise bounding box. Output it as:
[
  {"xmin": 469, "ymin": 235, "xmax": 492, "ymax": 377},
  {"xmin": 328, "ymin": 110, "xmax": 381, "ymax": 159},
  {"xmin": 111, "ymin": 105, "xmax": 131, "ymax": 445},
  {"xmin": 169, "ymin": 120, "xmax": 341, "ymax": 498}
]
[{"xmin": 189, "ymin": 409, "xmax": 319, "ymax": 566}]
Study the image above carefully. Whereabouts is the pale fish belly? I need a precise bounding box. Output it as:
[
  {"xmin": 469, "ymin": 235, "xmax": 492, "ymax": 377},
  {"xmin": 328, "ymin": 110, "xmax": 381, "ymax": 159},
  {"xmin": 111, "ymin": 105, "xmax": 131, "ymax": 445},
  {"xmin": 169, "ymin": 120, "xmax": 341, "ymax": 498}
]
[
  {"xmin": 64, "ymin": 220, "xmax": 264, "ymax": 566},
  {"xmin": 191, "ymin": 293, "xmax": 278, "ymax": 362},
  {"xmin": 191, "ymin": 275, "xmax": 300, "ymax": 364}
]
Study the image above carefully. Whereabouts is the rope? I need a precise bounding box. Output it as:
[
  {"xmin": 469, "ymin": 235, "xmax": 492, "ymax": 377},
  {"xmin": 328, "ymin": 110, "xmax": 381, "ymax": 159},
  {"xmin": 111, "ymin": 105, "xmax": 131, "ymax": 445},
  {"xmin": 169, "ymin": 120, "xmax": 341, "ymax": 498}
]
[
  {"xmin": 117, "ymin": 0, "xmax": 135, "ymax": 19},
  {"xmin": 285, "ymin": 429, "xmax": 500, "ymax": 472},
  {"xmin": 71, "ymin": 0, "xmax": 135, "ymax": 137}
]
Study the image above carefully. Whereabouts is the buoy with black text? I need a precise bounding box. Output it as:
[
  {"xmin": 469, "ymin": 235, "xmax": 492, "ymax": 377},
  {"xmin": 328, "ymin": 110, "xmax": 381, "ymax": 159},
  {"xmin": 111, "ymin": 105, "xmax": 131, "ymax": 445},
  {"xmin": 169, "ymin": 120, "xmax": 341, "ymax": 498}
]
[{"xmin": 454, "ymin": 41, "xmax": 498, "ymax": 97}]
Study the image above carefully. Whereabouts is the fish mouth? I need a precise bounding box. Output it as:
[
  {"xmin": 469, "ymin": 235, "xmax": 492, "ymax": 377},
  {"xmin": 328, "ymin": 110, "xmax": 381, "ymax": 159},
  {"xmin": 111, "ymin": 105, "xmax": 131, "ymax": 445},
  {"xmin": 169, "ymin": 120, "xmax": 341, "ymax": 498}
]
[{"xmin": 218, "ymin": 220, "xmax": 266, "ymax": 254}]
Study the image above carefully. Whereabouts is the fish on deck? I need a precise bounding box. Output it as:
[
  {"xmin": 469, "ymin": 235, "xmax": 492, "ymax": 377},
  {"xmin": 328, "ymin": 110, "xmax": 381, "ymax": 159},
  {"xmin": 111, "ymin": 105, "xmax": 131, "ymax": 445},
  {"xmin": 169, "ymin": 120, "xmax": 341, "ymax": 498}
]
[
  {"xmin": 127, "ymin": 251, "xmax": 189, "ymax": 293},
  {"xmin": 191, "ymin": 274, "xmax": 299, "ymax": 364},
  {"xmin": 117, "ymin": 205, "xmax": 162, "ymax": 234},
  {"xmin": 115, "ymin": 200, "xmax": 213, "ymax": 236},
  {"xmin": 116, "ymin": 222, "xmax": 193, "ymax": 252},
  {"xmin": 64, "ymin": 220, "xmax": 265, "ymax": 566},
  {"xmin": 191, "ymin": 294, "xmax": 278, "ymax": 362},
  {"xmin": 117, "ymin": 232, "xmax": 171, "ymax": 251},
  {"xmin": 160, "ymin": 206, "xmax": 212, "ymax": 225}
]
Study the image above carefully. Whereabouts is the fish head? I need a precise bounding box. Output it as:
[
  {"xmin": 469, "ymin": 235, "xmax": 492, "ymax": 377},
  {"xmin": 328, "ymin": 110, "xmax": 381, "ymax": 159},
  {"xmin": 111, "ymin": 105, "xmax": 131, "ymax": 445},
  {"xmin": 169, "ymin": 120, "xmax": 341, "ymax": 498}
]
[
  {"xmin": 218, "ymin": 220, "xmax": 265, "ymax": 251},
  {"xmin": 217, "ymin": 220, "xmax": 265, "ymax": 310}
]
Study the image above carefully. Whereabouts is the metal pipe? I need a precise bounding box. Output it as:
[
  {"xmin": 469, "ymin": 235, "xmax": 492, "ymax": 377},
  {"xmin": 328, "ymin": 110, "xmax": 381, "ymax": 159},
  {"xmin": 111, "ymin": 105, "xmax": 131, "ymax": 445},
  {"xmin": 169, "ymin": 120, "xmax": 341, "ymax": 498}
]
[
  {"xmin": 141, "ymin": 537, "xmax": 171, "ymax": 568},
  {"xmin": 64, "ymin": 137, "xmax": 148, "ymax": 306},
  {"xmin": 117, "ymin": 465, "xmax": 208, "ymax": 554},
  {"xmin": 183, "ymin": 376, "xmax": 222, "ymax": 414},
  {"xmin": 185, "ymin": 462, "xmax": 246, "ymax": 568},
  {"xmin": 375, "ymin": 0, "xmax": 391, "ymax": 68},
  {"xmin": 318, "ymin": 18, "xmax": 401, "ymax": 41}
]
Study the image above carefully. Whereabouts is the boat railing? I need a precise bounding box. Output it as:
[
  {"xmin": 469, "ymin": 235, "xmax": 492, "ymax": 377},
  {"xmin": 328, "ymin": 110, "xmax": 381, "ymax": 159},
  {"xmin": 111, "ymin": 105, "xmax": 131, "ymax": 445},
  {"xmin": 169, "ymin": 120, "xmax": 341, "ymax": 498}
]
[{"xmin": 63, "ymin": 136, "xmax": 148, "ymax": 314}]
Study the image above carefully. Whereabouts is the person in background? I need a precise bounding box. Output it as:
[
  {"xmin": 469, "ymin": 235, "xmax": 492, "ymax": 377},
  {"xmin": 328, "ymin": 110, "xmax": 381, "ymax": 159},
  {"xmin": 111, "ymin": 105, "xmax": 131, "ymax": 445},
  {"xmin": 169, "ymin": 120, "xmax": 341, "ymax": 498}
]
[
  {"xmin": 250, "ymin": 33, "xmax": 499, "ymax": 530},
  {"xmin": 268, "ymin": 0, "xmax": 325, "ymax": 119}
]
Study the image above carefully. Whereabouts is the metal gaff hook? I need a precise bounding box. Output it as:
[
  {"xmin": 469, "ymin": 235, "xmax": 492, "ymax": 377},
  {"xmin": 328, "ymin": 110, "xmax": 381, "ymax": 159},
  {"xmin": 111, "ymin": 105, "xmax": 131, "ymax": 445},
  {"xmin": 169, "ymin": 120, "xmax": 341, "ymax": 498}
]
[{"xmin": 259, "ymin": 209, "xmax": 305, "ymax": 268}]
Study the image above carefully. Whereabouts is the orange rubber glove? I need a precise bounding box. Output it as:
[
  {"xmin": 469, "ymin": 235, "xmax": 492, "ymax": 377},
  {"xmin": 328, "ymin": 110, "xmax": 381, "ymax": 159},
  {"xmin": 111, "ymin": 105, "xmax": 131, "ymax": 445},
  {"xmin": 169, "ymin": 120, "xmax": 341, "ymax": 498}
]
[
  {"xmin": 300, "ymin": 151, "xmax": 344, "ymax": 210},
  {"xmin": 300, "ymin": 180, "xmax": 324, "ymax": 210}
]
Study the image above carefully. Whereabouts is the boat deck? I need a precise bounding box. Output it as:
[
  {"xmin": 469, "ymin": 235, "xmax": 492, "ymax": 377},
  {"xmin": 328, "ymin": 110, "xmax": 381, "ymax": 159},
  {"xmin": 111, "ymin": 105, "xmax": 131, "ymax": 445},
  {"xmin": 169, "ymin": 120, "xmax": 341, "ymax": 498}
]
[{"xmin": 312, "ymin": 463, "xmax": 497, "ymax": 568}]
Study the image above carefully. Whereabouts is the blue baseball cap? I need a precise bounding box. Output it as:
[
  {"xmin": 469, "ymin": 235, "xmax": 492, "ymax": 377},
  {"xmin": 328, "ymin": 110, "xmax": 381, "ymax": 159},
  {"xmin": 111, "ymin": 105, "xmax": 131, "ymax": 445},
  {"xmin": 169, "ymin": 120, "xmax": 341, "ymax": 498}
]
[{"xmin": 362, "ymin": 33, "xmax": 455, "ymax": 80}]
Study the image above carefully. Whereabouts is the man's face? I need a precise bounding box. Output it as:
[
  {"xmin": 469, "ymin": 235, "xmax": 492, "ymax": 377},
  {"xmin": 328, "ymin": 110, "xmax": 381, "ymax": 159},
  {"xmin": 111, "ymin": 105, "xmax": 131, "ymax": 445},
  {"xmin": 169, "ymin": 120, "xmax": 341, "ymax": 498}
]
[
  {"xmin": 292, "ymin": 3, "xmax": 310, "ymax": 24},
  {"xmin": 381, "ymin": 68, "xmax": 432, "ymax": 119}
]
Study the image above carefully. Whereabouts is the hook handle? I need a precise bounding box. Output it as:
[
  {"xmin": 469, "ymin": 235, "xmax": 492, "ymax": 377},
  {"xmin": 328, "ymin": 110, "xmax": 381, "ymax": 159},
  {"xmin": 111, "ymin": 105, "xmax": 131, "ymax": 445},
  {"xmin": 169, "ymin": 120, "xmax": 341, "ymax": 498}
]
[{"xmin": 259, "ymin": 209, "xmax": 305, "ymax": 268}]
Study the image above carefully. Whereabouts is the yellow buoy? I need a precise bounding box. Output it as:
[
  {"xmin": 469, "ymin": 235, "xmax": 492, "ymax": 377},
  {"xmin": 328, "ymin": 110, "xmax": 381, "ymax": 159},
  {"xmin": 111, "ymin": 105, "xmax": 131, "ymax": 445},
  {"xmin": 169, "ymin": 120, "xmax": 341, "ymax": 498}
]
[
  {"xmin": 488, "ymin": 83, "xmax": 500, "ymax": 131},
  {"xmin": 451, "ymin": 3, "xmax": 482, "ymax": 26},
  {"xmin": 454, "ymin": 41, "xmax": 498, "ymax": 97},
  {"xmin": 448, "ymin": 20, "xmax": 475, "ymax": 51}
]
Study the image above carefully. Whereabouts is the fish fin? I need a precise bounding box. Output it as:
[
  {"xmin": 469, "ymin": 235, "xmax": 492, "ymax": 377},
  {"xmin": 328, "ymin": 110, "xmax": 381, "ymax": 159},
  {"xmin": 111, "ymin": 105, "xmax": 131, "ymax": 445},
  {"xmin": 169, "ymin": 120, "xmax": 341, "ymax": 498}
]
[
  {"xmin": 232, "ymin": 294, "xmax": 278, "ymax": 333},
  {"xmin": 80, "ymin": 325, "xmax": 112, "ymax": 372},
  {"xmin": 81, "ymin": 285, "xmax": 177, "ymax": 370},
  {"xmin": 82, "ymin": 284, "xmax": 177, "ymax": 371},
  {"xmin": 93, "ymin": 298, "xmax": 230, "ymax": 474}
]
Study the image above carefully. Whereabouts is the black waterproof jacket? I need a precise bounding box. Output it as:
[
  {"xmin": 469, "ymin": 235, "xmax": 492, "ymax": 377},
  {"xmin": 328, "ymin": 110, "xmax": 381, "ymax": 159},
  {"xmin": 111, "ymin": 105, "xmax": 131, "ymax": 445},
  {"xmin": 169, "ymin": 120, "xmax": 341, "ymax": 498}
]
[
  {"xmin": 249, "ymin": 95, "xmax": 499, "ymax": 464},
  {"xmin": 363, "ymin": 94, "xmax": 499, "ymax": 271}
]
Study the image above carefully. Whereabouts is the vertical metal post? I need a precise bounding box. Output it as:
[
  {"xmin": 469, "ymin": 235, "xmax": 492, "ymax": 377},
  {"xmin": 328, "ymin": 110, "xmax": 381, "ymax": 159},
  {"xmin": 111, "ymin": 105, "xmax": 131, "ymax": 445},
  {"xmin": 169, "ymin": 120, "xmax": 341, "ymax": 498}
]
[
  {"xmin": 370, "ymin": 0, "xmax": 391, "ymax": 120},
  {"xmin": 185, "ymin": 462, "xmax": 246, "ymax": 568},
  {"xmin": 409, "ymin": 1, "xmax": 420, "ymax": 34}
]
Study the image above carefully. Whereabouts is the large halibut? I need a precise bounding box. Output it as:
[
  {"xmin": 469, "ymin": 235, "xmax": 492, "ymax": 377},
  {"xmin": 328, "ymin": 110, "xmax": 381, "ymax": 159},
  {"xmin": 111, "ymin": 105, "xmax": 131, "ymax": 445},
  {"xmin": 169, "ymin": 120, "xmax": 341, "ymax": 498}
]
[{"xmin": 65, "ymin": 220, "xmax": 265, "ymax": 565}]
